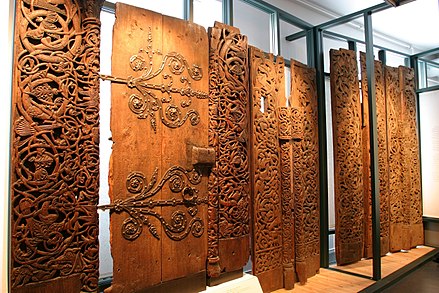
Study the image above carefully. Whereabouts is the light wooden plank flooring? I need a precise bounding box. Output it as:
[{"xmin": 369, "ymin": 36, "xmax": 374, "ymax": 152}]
[{"xmin": 274, "ymin": 246, "xmax": 435, "ymax": 293}]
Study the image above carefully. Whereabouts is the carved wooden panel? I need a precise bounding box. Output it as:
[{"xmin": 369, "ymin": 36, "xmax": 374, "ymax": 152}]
[
  {"xmin": 399, "ymin": 67, "xmax": 423, "ymax": 248},
  {"xmin": 207, "ymin": 22, "xmax": 250, "ymax": 279},
  {"xmin": 249, "ymin": 46, "xmax": 283, "ymax": 293},
  {"xmin": 386, "ymin": 65, "xmax": 410, "ymax": 252},
  {"xmin": 290, "ymin": 59, "xmax": 320, "ymax": 282},
  {"xmin": 278, "ymin": 107, "xmax": 295, "ymax": 290},
  {"xmin": 359, "ymin": 53, "xmax": 390, "ymax": 258},
  {"xmin": 10, "ymin": 1, "xmax": 102, "ymax": 292},
  {"xmin": 106, "ymin": 4, "xmax": 209, "ymax": 292},
  {"xmin": 330, "ymin": 49, "xmax": 364, "ymax": 265}
]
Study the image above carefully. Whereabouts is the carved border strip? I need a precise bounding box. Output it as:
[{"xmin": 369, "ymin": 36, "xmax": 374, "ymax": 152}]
[
  {"xmin": 207, "ymin": 22, "xmax": 250, "ymax": 277},
  {"xmin": 249, "ymin": 47, "xmax": 283, "ymax": 292},
  {"xmin": 11, "ymin": 0, "xmax": 103, "ymax": 291},
  {"xmin": 330, "ymin": 49, "xmax": 364, "ymax": 265},
  {"xmin": 399, "ymin": 66, "xmax": 423, "ymax": 248},
  {"xmin": 360, "ymin": 53, "xmax": 390, "ymax": 257},
  {"xmin": 290, "ymin": 59, "xmax": 320, "ymax": 282}
]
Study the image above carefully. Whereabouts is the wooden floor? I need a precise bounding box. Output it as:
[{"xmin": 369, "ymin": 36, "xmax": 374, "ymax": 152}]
[{"xmin": 274, "ymin": 246, "xmax": 436, "ymax": 293}]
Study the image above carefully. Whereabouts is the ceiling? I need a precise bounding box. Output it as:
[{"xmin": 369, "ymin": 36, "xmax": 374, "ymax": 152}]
[{"xmin": 289, "ymin": 0, "xmax": 439, "ymax": 54}]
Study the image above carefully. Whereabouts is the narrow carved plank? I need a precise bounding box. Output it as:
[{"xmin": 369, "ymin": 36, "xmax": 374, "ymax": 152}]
[
  {"xmin": 249, "ymin": 46, "xmax": 283, "ymax": 292},
  {"xmin": 10, "ymin": 1, "xmax": 102, "ymax": 292},
  {"xmin": 207, "ymin": 22, "xmax": 250, "ymax": 280},
  {"xmin": 386, "ymin": 66, "xmax": 411, "ymax": 252},
  {"xmin": 399, "ymin": 66, "xmax": 423, "ymax": 248},
  {"xmin": 108, "ymin": 4, "xmax": 209, "ymax": 292},
  {"xmin": 290, "ymin": 59, "xmax": 320, "ymax": 282},
  {"xmin": 277, "ymin": 106, "xmax": 295, "ymax": 289},
  {"xmin": 330, "ymin": 49, "xmax": 364, "ymax": 265},
  {"xmin": 359, "ymin": 53, "xmax": 390, "ymax": 257}
]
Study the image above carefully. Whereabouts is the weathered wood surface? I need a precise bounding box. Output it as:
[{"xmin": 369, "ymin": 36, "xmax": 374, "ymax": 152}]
[
  {"xmin": 249, "ymin": 46, "xmax": 284, "ymax": 293},
  {"xmin": 207, "ymin": 22, "xmax": 250, "ymax": 280},
  {"xmin": 290, "ymin": 59, "xmax": 320, "ymax": 282},
  {"xmin": 359, "ymin": 53, "xmax": 390, "ymax": 258},
  {"xmin": 278, "ymin": 106, "xmax": 295, "ymax": 290},
  {"xmin": 385, "ymin": 65, "xmax": 410, "ymax": 252},
  {"xmin": 107, "ymin": 4, "xmax": 209, "ymax": 292},
  {"xmin": 330, "ymin": 49, "xmax": 364, "ymax": 265},
  {"xmin": 10, "ymin": 0, "xmax": 102, "ymax": 292},
  {"xmin": 399, "ymin": 66, "xmax": 423, "ymax": 248}
]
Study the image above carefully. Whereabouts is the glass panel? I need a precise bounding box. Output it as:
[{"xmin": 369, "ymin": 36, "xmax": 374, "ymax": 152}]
[
  {"xmin": 233, "ymin": 0, "xmax": 271, "ymax": 53},
  {"xmin": 418, "ymin": 60, "xmax": 427, "ymax": 89},
  {"xmin": 99, "ymin": 10, "xmax": 116, "ymax": 279},
  {"xmin": 194, "ymin": 0, "xmax": 222, "ymax": 29},
  {"xmin": 284, "ymin": 66, "xmax": 291, "ymax": 106},
  {"xmin": 385, "ymin": 51, "xmax": 407, "ymax": 67},
  {"xmin": 106, "ymin": 0, "xmax": 184, "ymax": 19},
  {"xmin": 427, "ymin": 62, "xmax": 439, "ymax": 87},
  {"xmin": 279, "ymin": 19, "xmax": 306, "ymax": 63},
  {"xmin": 419, "ymin": 90, "xmax": 439, "ymax": 218}
]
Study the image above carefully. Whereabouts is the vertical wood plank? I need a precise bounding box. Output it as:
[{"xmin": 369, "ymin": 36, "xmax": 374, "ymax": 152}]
[
  {"xmin": 290, "ymin": 59, "xmax": 320, "ymax": 282},
  {"xmin": 330, "ymin": 49, "xmax": 364, "ymax": 265},
  {"xmin": 249, "ymin": 46, "xmax": 283, "ymax": 292},
  {"xmin": 109, "ymin": 4, "xmax": 209, "ymax": 292},
  {"xmin": 10, "ymin": 0, "xmax": 101, "ymax": 292},
  {"xmin": 399, "ymin": 66, "xmax": 423, "ymax": 248},
  {"xmin": 360, "ymin": 53, "xmax": 390, "ymax": 257},
  {"xmin": 207, "ymin": 22, "xmax": 250, "ymax": 280}
]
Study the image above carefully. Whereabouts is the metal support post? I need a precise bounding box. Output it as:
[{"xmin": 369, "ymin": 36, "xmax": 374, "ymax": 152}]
[
  {"xmin": 223, "ymin": 0, "xmax": 233, "ymax": 26},
  {"xmin": 348, "ymin": 40, "xmax": 357, "ymax": 52},
  {"xmin": 314, "ymin": 27, "xmax": 329, "ymax": 268},
  {"xmin": 364, "ymin": 11, "xmax": 381, "ymax": 281}
]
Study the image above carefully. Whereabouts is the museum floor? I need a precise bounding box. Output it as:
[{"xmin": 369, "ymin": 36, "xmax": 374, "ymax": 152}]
[{"xmin": 274, "ymin": 246, "xmax": 438, "ymax": 293}]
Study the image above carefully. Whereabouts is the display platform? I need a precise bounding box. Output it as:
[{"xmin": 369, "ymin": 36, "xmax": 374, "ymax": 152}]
[{"xmin": 202, "ymin": 273, "xmax": 263, "ymax": 293}]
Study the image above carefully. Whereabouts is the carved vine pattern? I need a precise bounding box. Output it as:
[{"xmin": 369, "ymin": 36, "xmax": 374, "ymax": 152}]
[
  {"xmin": 360, "ymin": 53, "xmax": 390, "ymax": 257},
  {"xmin": 100, "ymin": 166, "xmax": 206, "ymax": 241},
  {"xmin": 385, "ymin": 66, "xmax": 406, "ymax": 250},
  {"xmin": 400, "ymin": 67, "xmax": 423, "ymax": 247},
  {"xmin": 250, "ymin": 47, "xmax": 283, "ymax": 276},
  {"xmin": 101, "ymin": 27, "xmax": 208, "ymax": 132},
  {"xmin": 277, "ymin": 107, "xmax": 295, "ymax": 283},
  {"xmin": 290, "ymin": 60, "xmax": 320, "ymax": 281},
  {"xmin": 330, "ymin": 49, "xmax": 364, "ymax": 265},
  {"xmin": 207, "ymin": 23, "xmax": 250, "ymax": 277},
  {"xmin": 11, "ymin": 0, "xmax": 101, "ymax": 291}
]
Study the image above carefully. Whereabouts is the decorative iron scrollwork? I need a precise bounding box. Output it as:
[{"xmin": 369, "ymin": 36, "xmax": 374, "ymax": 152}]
[
  {"xmin": 100, "ymin": 166, "xmax": 207, "ymax": 241},
  {"xmin": 101, "ymin": 27, "xmax": 208, "ymax": 132}
]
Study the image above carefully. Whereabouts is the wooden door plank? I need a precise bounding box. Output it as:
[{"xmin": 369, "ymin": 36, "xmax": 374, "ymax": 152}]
[
  {"xmin": 109, "ymin": 4, "xmax": 164, "ymax": 291},
  {"xmin": 160, "ymin": 13, "xmax": 209, "ymax": 283},
  {"xmin": 249, "ymin": 46, "xmax": 284, "ymax": 292},
  {"xmin": 359, "ymin": 53, "xmax": 390, "ymax": 257},
  {"xmin": 290, "ymin": 60, "xmax": 320, "ymax": 281},
  {"xmin": 207, "ymin": 22, "xmax": 251, "ymax": 281},
  {"xmin": 399, "ymin": 66, "xmax": 423, "ymax": 248},
  {"xmin": 10, "ymin": 0, "xmax": 101, "ymax": 292},
  {"xmin": 330, "ymin": 49, "xmax": 364, "ymax": 265}
]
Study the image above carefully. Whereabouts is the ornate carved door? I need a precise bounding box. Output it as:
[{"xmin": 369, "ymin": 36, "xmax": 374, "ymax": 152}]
[
  {"xmin": 249, "ymin": 46, "xmax": 284, "ymax": 292},
  {"xmin": 10, "ymin": 0, "xmax": 102, "ymax": 292},
  {"xmin": 104, "ymin": 4, "xmax": 210, "ymax": 292},
  {"xmin": 330, "ymin": 49, "xmax": 365, "ymax": 265}
]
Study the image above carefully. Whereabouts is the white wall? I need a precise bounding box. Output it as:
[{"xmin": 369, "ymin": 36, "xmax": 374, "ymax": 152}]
[
  {"xmin": 419, "ymin": 90, "xmax": 439, "ymax": 218},
  {"xmin": 0, "ymin": 1, "xmax": 14, "ymax": 291}
]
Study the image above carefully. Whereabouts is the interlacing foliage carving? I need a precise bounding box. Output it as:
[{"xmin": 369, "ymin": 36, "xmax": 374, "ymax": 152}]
[
  {"xmin": 359, "ymin": 54, "xmax": 390, "ymax": 257},
  {"xmin": 207, "ymin": 23, "xmax": 250, "ymax": 277},
  {"xmin": 100, "ymin": 166, "xmax": 206, "ymax": 241},
  {"xmin": 11, "ymin": 0, "xmax": 101, "ymax": 291},
  {"xmin": 330, "ymin": 49, "xmax": 364, "ymax": 265},
  {"xmin": 400, "ymin": 67, "xmax": 423, "ymax": 247},
  {"xmin": 250, "ymin": 47, "xmax": 283, "ymax": 276},
  {"xmin": 290, "ymin": 60, "xmax": 320, "ymax": 282},
  {"xmin": 277, "ymin": 107, "xmax": 295, "ymax": 288},
  {"xmin": 385, "ymin": 65, "xmax": 408, "ymax": 251},
  {"xmin": 101, "ymin": 27, "xmax": 208, "ymax": 132}
]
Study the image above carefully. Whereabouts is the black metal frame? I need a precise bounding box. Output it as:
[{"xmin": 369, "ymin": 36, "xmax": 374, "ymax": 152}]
[{"xmin": 98, "ymin": 0, "xmax": 439, "ymax": 286}]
